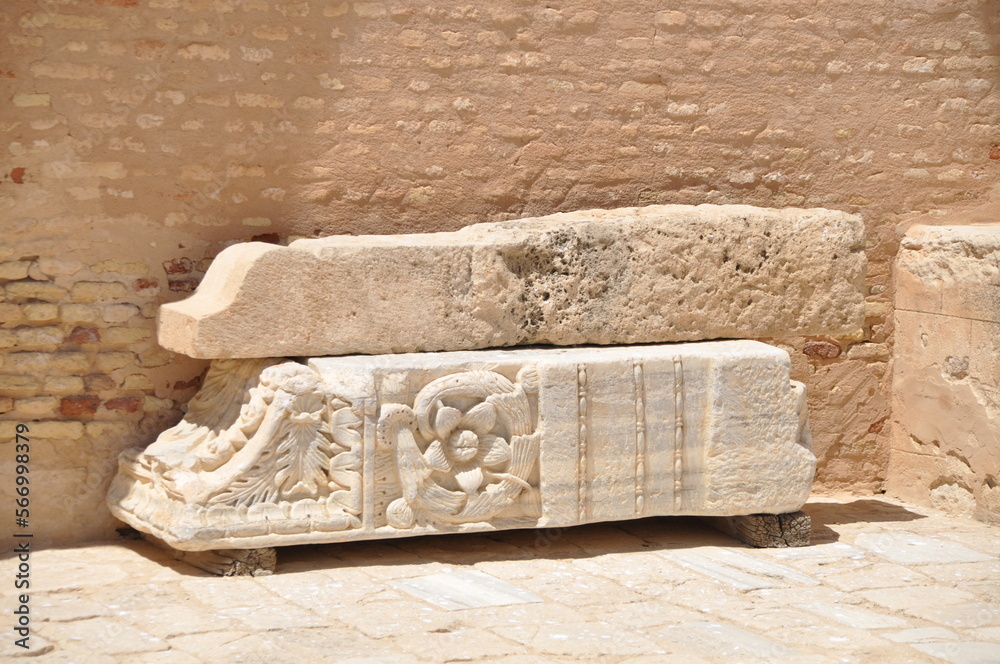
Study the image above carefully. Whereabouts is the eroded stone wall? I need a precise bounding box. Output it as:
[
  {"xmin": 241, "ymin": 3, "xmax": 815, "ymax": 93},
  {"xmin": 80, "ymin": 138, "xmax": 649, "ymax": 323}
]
[{"xmin": 1, "ymin": 0, "xmax": 998, "ymax": 545}]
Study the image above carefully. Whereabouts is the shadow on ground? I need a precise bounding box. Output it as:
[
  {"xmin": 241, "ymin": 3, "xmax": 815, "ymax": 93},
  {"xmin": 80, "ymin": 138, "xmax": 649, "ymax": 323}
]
[{"xmin": 13, "ymin": 498, "xmax": 927, "ymax": 574}]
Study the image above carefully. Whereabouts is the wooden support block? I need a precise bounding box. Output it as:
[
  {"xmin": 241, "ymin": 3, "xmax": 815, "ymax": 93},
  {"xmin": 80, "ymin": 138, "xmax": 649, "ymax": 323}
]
[
  {"xmin": 701, "ymin": 511, "xmax": 811, "ymax": 548},
  {"xmin": 142, "ymin": 534, "xmax": 277, "ymax": 576}
]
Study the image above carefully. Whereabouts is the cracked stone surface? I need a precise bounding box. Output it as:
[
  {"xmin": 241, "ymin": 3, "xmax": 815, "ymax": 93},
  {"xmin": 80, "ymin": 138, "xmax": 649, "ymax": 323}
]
[{"xmin": 2, "ymin": 495, "xmax": 999, "ymax": 662}]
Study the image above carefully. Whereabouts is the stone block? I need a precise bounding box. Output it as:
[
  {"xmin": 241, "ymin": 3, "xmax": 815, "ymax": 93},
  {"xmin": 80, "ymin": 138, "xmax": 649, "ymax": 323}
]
[
  {"xmin": 6, "ymin": 281, "xmax": 68, "ymax": 302},
  {"xmin": 889, "ymin": 222, "xmax": 1000, "ymax": 522},
  {"xmin": 0, "ymin": 261, "xmax": 32, "ymax": 280},
  {"xmin": 158, "ymin": 205, "xmax": 865, "ymax": 358},
  {"xmin": 107, "ymin": 340, "xmax": 815, "ymax": 550}
]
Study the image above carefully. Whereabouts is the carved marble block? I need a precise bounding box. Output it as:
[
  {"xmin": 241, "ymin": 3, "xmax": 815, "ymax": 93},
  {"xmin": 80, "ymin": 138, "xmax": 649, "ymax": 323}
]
[
  {"xmin": 158, "ymin": 204, "xmax": 865, "ymax": 358},
  {"xmin": 108, "ymin": 341, "xmax": 815, "ymax": 551}
]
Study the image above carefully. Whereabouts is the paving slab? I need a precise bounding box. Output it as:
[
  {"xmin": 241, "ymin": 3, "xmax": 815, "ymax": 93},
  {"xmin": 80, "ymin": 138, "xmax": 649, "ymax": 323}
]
[
  {"xmin": 390, "ymin": 569, "xmax": 543, "ymax": 610},
  {"xmin": 911, "ymin": 642, "xmax": 1000, "ymax": 664},
  {"xmin": 854, "ymin": 532, "xmax": 995, "ymax": 565},
  {"xmin": 4, "ymin": 495, "xmax": 999, "ymax": 663}
]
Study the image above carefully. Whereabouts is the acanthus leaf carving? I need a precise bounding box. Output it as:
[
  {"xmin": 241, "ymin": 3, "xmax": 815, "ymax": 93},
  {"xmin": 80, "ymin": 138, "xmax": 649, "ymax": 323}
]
[{"xmin": 120, "ymin": 359, "xmax": 364, "ymax": 535}]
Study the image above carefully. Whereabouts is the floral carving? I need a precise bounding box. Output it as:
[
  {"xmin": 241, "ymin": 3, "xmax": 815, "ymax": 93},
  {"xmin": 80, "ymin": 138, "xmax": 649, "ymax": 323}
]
[{"xmin": 377, "ymin": 367, "xmax": 540, "ymax": 529}]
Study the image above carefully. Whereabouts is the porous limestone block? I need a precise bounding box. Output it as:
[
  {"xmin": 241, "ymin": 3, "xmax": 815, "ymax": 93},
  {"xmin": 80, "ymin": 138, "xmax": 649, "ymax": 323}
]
[
  {"xmin": 889, "ymin": 223, "xmax": 1000, "ymax": 523},
  {"xmin": 158, "ymin": 205, "xmax": 865, "ymax": 358},
  {"xmin": 107, "ymin": 341, "xmax": 816, "ymax": 551}
]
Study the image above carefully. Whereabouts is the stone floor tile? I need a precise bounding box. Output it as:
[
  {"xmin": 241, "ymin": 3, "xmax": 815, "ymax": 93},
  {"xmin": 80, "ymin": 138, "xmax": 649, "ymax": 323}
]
[
  {"xmin": 255, "ymin": 568, "xmax": 384, "ymax": 613},
  {"xmin": 53, "ymin": 582, "xmax": 200, "ymax": 615},
  {"xmin": 334, "ymin": 658, "xmax": 429, "ymax": 664},
  {"xmin": 757, "ymin": 541, "xmax": 868, "ymax": 562},
  {"xmin": 707, "ymin": 606, "xmax": 895, "ymax": 652},
  {"xmin": 905, "ymin": 603, "xmax": 1000, "ymax": 628},
  {"xmin": 123, "ymin": 604, "xmax": 240, "ymax": 637},
  {"xmin": 324, "ymin": 540, "xmax": 432, "ymax": 568},
  {"xmin": 216, "ymin": 602, "xmax": 330, "ymax": 630},
  {"xmin": 929, "ymin": 529, "xmax": 1000, "ymax": 559},
  {"xmin": 36, "ymin": 617, "xmax": 169, "ymax": 655},
  {"xmin": 118, "ymin": 650, "xmax": 204, "ymax": 664},
  {"xmin": 854, "ymin": 533, "xmax": 995, "ymax": 565},
  {"xmin": 857, "ymin": 586, "xmax": 981, "ymax": 611},
  {"xmin": 599, "ymin": 599, "xmax": 707, "ymax": 630},
  {"xmin": 658, "ymin": 546, "xmax": 819, "ymax": 590},
  {"xmin": 178, "ymin": 577, "xmax": 282, "ymax": 610},
  {"xmin": 796, "ymin": 602, "xmax": 911, "ymax": 629},
  {"xmin": 332, "ymin": 597, "xmax": 467, "ymax": 639},
  {"xmin": 400, "ymin": 533, "xmax": 533, "ymax": 565},
  {"xmin": 350, "ymin": 559, "xmax": 455, "ymax": 582},
  {"xmin": 494, "ymin": 618, "xmax": 668, "ymax": 657},
  {"xmin": 0, "ymin": 629, "xmax": 55, "ymax": 658},
  {"xmin": 392, "ymin": 626, "xmax": 525, "ymax": 660},
  {"xmin": 36, "ymin": 593, "xmax": 119, "ymax": 622},
  {"xmin": 250, "ymin": 626, "xmax": 401, "ymax": 661},
  {"xmin": 887, "ymin": 627, "xmax": 965, "ymax": 643},
  {"xmin": 965, "ymin": 582, "xmax": 1000, "ymax": 602},
  {"xmin": 507, "ymin": 563, "xmax": 647, "ymax": 606},
  {"xmin": 454, "ymin": 600, "xmax": 591, "ymax": 631},
  {"xmin": 569, "ymin": 551, "xmax": 698, "ymax": 597},
  {"xmin": 819, "ymin": 562, "xmax": 934, "ymax": 592},
  {"xmin": 166, "ymin": 630, "xmax": 246, "ymax": 657},
  {"xmin": 968, "ymin": 627, "xmax": 1000, "ymax": 642},
  {"xmin": 653, "ymin": 620, "xmax": 800, "ymax": 660},
  {"xmin": 918, "ymin": 561, "xmax": 1000, "ymax": 584},
  {"xmin": 910, "ymin": 641, "xmax": 1000, "ymax": 664},
  {"xmin": 33, "ymin": 652, "xmax": 115, "ymax": 664},
  {"xmin": 391, "ymin": 568, "xmax": 543, "ymax": 610}
]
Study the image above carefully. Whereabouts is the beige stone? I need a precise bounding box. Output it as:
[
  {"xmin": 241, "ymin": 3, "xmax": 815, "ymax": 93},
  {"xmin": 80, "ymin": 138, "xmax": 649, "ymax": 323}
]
[
  {"xmin": 71, "ymin": 281, "xmax": 130, "ymax": 303},
  {"xmin": 22, "ymin": 302, "xmax": 59, "ymax": 322},
  {"xmin": 108, "ymin": 340, "xmax": 815, "ymax": 550},
  {"xmin": 159, "ymin": 205, "xmax": 865, "ymax": 359},
  {"xmin": 0, "ymin": 260, "xmax": 32, "ymax": 280},
  {"xmin": 888, "ymin": 222, "xmax": 1000, "ymax": 523},
  {"xmin": 5, "ymin": 281, "xmax": 68, "ymax": 302}
]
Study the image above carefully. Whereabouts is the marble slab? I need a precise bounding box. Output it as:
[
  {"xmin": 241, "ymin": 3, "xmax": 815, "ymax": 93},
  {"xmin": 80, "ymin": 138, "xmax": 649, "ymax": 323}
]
[{"xmin": 107, "ymin": 341, "xmax": 816, "ymax": 551}]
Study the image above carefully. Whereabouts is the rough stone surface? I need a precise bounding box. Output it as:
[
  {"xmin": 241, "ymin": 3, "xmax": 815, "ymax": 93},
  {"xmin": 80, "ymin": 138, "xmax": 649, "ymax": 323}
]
[
  {"xmin": 888, "ymin": 221, "xmax": 1000, "ymax": 524},
  {"xmin": 158, "ymin": 205, "xmax": 865, "ymax": 358},
  {"xmin": 108, "ymin": 341, "xmax": 815, "ymax": 550}
]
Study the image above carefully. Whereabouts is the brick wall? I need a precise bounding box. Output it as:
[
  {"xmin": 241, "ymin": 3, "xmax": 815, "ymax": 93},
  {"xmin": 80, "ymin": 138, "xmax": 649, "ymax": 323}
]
[{"xmin": 1, "ymin": 0, "xmax": 998, "ymax": 545}]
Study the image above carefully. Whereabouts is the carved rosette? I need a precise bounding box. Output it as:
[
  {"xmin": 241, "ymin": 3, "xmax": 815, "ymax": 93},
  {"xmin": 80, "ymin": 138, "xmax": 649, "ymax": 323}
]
[
  {"xmin": 376, "ymin": 367, "xmax": 541, "ymax": 529},
  {"xmin": 109, "ymin": 359, "xmax": 363, "ymax": 545}
]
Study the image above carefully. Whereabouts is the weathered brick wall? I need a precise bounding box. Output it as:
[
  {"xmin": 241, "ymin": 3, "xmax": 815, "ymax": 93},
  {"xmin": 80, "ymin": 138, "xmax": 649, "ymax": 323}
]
[{"xmin": 1, "ymin": 0, "xmax": 998, "ymax": 545}]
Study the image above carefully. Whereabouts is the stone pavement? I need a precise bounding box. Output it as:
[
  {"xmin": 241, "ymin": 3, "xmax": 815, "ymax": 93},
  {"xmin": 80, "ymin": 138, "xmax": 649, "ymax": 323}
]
[{"xmin": 2, "ymin": 495, "xmax": 998, "ymax": 663}]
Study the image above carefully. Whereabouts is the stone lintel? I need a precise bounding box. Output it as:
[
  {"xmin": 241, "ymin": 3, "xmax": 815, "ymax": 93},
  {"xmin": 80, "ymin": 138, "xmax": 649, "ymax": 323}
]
[{"xmin": 158, "ymin": 204, "xmax": 865, "ymax": 358}]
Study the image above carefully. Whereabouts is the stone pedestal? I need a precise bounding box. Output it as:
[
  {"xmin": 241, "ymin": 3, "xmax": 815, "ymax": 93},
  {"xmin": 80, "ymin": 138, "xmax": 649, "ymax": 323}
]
[{"xmin": 108, "ymin": 341, "xmax": 815, "ymax": 551}]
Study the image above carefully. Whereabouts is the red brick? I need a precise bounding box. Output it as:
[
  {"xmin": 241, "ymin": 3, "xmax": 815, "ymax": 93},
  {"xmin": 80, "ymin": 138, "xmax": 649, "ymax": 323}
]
[
  {"xmin": 803, "ymin": 340, "xmax": 841, "ymax": 359},
  {"xmin": 162, "ymin": 257, "xmax": 193, "ymax": 275},
  {"xmin": 65, "ymin": 326, "xmax": 101, "ymax": 344},
  {"xmin": 60, "ymin": 395, "xmax": 101, "ymax": 417},
  {"xmin": 133, "ymin": 277, "xmax": 159, "ymax": 295},
  {"xmin": 104, "ymin": 396, "xmax": 142, "ymax": 413},
  {"xmin": 168, "ymin": 278, "xmax": 199, "ymax": 293}
]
